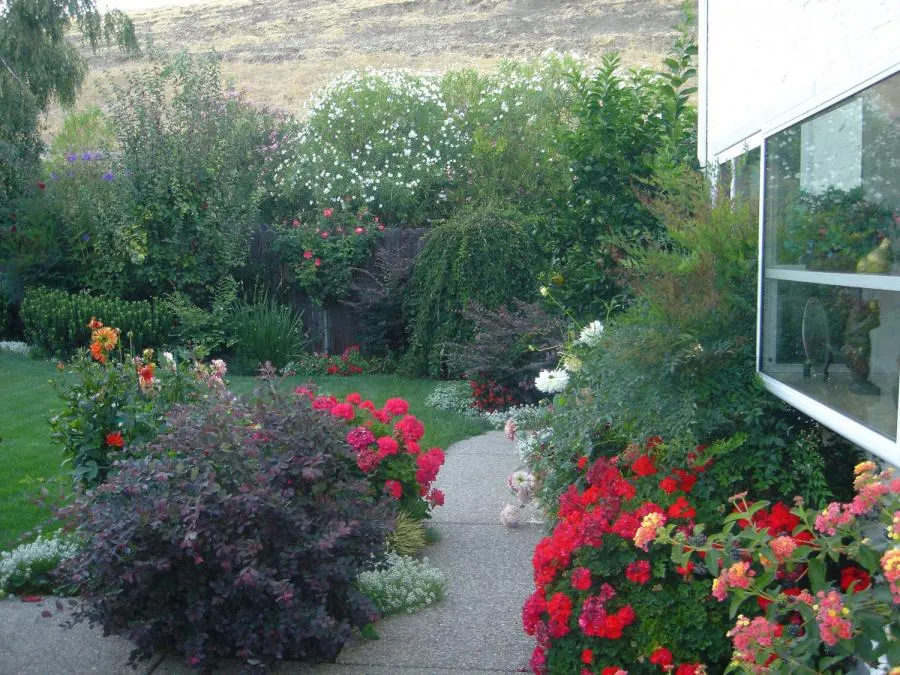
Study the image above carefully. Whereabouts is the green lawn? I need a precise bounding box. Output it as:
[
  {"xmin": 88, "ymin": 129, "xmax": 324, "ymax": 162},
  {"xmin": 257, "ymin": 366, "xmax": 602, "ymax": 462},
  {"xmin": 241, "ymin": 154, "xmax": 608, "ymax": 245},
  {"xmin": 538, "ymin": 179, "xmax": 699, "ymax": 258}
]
[
  {"xmin": 0, "ymin": 352, "xmax": 68, "ymax": 549},
  {"xmin": 0, "ymin": 353, "xmax": 488, "ymax": 549}
]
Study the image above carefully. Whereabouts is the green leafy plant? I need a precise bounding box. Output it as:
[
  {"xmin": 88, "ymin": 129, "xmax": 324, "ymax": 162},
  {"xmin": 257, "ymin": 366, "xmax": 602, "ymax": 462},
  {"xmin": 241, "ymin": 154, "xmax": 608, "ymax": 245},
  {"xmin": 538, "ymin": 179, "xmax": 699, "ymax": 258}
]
[
  {"xmin": 662, "ymin": 460, "xmax": 899, "ymax": 672},
  {"xmin": 356, "ymin": 552, "xmax": 446, "ymax": 616},
  {"xmin": 49, "ymin": 317, "xmax": 209, "ymax": 484},
  {"xmin": 58, "ymin": 388, "xmax": 393, "ymax": 669},
  {"xmin": 285, "ymin": 344, "xmax": 385, "ymax": 377},
  {"xmin": 403, "ymin": 203, "xmax": 543, "ymax": 377},
  {"xmin": 226, "ymin": 291, "xmax": 307, "ymax": 375},
  {"xmin": 272, "ymin": 205, "xmax": 383, "ymax": 305},
  {"xmin": 21, "ymin": 286, "xmax": 172, "ymax": 358}
]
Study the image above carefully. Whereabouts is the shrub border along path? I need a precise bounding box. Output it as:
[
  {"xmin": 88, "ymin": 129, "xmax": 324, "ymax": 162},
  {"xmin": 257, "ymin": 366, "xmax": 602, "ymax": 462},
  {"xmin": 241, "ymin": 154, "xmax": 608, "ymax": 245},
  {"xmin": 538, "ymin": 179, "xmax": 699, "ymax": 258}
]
[{"xmin": 0, "ymin": 430, "xmax": 540, "ymax": 674}]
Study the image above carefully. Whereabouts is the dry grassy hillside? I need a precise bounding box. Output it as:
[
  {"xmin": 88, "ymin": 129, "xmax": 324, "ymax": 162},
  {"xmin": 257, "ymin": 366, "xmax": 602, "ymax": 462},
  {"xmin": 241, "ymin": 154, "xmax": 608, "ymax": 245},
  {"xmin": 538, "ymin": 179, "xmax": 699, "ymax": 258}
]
[{"xmin": 48, "ymin": 0, "xmax": 685, "ymax": 133}]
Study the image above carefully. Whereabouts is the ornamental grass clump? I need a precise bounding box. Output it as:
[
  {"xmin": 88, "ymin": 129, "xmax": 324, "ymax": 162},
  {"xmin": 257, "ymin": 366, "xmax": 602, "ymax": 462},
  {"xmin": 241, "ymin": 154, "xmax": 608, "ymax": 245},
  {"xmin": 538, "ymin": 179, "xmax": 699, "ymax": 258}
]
[
  {"xmin": 58, "ymin": 390, "xmax": 393, "ymax": 670},
  {"xmin": 357, "ymin": 553, "xmax": 446, "ymax": 616}
]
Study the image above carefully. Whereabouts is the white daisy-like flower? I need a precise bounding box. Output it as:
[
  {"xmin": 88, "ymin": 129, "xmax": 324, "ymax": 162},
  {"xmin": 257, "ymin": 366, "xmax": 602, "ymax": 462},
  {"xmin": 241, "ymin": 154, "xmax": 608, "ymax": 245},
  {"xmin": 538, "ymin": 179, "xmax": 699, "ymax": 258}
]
[
  {"xmin": 577, "ymin": 320, "xmax": 605, "ymax": 347},
  {"xmin": 534, "ymin": 368, "xmax": 569, "ymax": 394}
]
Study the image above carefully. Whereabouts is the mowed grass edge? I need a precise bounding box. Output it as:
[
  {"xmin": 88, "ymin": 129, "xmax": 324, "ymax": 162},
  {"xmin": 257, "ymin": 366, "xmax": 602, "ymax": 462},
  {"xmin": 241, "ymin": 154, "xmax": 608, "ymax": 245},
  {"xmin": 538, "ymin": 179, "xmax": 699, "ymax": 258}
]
[{"xmin": 0, "ymin": 353, "xmax": 489, "ymax": 548}]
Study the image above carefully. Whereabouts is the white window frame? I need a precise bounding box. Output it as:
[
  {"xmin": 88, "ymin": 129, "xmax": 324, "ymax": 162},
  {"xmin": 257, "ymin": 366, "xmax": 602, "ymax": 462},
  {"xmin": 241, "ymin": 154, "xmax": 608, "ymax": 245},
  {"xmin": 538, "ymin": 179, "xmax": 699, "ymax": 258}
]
[{"xmin": 751, "ymin": 60, "xmax": 900, "ymax": 467}]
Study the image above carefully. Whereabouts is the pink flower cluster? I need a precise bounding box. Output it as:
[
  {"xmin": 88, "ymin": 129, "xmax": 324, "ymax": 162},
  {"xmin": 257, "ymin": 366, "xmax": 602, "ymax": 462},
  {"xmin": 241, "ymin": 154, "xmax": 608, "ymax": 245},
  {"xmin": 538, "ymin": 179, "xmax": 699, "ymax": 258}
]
[
  {"xmin": 727, "ymin": 615, "xmax": 782, "ymax": 673},
  {"xmin": 814, "ymin": 590, "xmax": 852, "ymax": 646},
  {"xmin": 294, "ymin": 387, "xmax": 445, "ymax": 512},
  {"xmin": 712, "ymin": 561, "xmax": 755, "ymax": 602}
]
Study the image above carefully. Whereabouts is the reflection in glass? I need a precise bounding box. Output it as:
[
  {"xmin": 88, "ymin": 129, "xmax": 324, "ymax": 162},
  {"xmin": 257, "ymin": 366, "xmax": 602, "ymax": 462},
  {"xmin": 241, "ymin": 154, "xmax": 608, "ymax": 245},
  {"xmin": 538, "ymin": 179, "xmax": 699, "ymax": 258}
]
[
  {"xmin": 761, "ymin": 280, "xmax": 899, "ymax": 440},
  {"xmin": 765, "ymin": 72, "xmax": 900, "ymax": 275}
]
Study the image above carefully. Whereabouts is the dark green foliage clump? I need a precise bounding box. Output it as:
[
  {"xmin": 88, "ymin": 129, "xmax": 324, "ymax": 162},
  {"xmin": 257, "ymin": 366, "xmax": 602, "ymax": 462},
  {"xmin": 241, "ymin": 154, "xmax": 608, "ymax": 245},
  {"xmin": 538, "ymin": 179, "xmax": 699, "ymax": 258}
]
[
  {"xmin": 21, "ymin": 286, "xmax": 172, "ymax": 357},
  {"xmin": 403, "ymin": 205, "xmax": 542, "ymax": 377},
  {"xmin": 59, "ymin": 390, "xmax": 392, "ymax": 669}
]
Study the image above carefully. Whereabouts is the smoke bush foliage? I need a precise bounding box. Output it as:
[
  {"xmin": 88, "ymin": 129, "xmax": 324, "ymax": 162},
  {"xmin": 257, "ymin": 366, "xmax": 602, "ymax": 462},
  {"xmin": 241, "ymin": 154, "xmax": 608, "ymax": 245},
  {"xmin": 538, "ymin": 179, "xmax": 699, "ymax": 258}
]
[{"xmin": 59, "ymin": 390, "xmax": 392, "ymax": 669}]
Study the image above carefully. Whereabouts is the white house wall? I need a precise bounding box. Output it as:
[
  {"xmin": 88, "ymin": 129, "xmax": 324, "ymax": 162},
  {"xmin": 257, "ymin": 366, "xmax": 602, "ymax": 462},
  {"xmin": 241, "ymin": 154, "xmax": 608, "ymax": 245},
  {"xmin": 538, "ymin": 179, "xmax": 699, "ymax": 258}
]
[{"xmin": 699, "ymin": 0, "xmax": 900, "ymax": 165}]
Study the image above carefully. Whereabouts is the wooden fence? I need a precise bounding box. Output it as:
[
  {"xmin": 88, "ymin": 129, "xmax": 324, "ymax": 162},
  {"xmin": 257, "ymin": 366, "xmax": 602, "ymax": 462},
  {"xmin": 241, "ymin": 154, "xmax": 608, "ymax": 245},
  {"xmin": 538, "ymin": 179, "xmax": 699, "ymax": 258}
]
[{"xmin": 286, "ymin": 227, "xmax": 427, "ymax": 354}]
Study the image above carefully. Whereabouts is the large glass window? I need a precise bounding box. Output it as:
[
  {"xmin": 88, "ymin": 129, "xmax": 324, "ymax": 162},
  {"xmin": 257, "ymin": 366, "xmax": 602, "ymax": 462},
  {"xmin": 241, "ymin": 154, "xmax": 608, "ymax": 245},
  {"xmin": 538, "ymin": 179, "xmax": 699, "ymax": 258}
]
[{"xmin": 760, "ymin": 70, "xmax": 900, "ymax": 443}]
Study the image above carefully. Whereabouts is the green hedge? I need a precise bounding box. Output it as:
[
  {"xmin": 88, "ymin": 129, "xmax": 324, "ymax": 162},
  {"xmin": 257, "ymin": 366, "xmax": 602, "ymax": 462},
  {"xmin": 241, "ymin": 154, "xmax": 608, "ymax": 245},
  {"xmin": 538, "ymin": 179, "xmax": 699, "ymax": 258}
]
[{"xmin": 21, "ymin": 287, "xmax": 173, "ymax": 357}]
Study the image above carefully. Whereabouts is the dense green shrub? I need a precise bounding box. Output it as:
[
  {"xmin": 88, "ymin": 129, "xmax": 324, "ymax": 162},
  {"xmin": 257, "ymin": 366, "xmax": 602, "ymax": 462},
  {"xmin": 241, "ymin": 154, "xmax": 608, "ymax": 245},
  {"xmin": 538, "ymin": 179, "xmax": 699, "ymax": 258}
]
[
  {"xmin": 538, "ymin": 42, "xmax": 698, "ymax": 320},
  {"xmin": 440, "ymin": 52, "xmax": 578, "ymax": 213},
  {"xmin": 403, "ymin": 205, "xmax": 543, "ymax": 377},
  {"xmin": 538, "ymin": 174, "xmax": 857, "ymax": 512},
  {"xmin": 59, "ymin": 390, "xmax": 392, "ymax": 669},
  {"xmin": 50, "ymin": 316, "xmax": 210, "ymax": 484},
  {"xmin": 226, "ymin": 292, "xmax": 307, "ymax": 375},
  {"xmin": 21, "ymin": 286, "xmax": 172, "ymax": 357},
  {"xmin": 104, "ymin": 53, "xmax": 277, "ymax": 303}
]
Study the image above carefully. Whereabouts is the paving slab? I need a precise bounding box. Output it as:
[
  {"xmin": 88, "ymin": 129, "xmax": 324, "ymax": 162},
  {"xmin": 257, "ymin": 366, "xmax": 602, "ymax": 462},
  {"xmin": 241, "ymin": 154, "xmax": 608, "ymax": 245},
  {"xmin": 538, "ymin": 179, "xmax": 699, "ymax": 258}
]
[{"xmin": 0, "ymin": 596, "xmax": 151, "ymax": 674}]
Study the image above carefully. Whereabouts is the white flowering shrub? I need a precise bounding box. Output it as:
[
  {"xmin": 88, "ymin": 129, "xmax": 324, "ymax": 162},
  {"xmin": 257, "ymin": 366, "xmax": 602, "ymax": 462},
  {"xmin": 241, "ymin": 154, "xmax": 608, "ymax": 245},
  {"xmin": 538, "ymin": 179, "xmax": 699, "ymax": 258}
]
[
  {"xmin": 441, "ymin": 50, "xmax": 582, "ymax": 208},
  {"xmin": 424, "ymin": 381, "xmax": 479, "ymax": 417},
  {"xmin": 356, "ymin": 553, "xmax": 446, "ymax": 616},
  {"xmin": 274, "ymin": 69, "xmax": 468, "ymax": 224},
  {"xmin": 0, "ymin": 340, "xmax": 32, "ymax": 357},
  {"xmin": 0, "ymin": 531, "xmax": 80, "ymax": 596}
]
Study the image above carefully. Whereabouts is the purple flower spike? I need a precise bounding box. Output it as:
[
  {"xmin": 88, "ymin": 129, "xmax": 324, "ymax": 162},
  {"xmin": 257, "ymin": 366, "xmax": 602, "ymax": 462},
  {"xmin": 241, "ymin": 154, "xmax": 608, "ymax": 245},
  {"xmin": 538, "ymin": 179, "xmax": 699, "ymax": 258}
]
[
  {"xmin": 66, "ymin": 153, "xmax": 77, "ymax": 163},
  {"xmin": 81, "ymin": 152, "xmax": 92, "ymax": 161},
  {"xmin": 102, "ymin": 172, "xmax": 115, "ymax": 181},
  {"xmin": 81, "ymin": 232, "xmax": 91, "ymax": 242}
]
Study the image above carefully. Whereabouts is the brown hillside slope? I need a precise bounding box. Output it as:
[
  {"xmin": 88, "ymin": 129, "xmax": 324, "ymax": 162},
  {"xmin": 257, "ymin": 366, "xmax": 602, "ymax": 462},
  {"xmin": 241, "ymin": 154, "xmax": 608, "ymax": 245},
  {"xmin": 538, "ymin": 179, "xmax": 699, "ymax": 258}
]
[{"xmin": 49, "ymin": 0, "xmax": 684, "ymax": 132}]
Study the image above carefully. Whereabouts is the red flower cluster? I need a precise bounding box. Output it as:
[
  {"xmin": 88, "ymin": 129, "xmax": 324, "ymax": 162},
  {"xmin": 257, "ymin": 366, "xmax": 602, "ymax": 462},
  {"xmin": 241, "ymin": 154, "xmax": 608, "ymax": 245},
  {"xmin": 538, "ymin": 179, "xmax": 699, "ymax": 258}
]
[
  {"xmin": 294, "ymin": 387, "xmax": 446, "ymax": 516},
  {"xmin": 525, "ymin": 442, "xmax": 713, "ymax": 672},
  {"xmin": 469, "ymin": 377, "xmax": 518, "ymax": 412}
]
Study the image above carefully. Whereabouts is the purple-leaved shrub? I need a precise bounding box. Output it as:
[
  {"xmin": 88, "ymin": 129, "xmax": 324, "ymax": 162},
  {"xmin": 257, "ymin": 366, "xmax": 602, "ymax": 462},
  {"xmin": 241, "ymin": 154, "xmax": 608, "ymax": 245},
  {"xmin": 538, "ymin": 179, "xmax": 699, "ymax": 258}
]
[{"xmin": 59, "ymin": 389, "xmax": 393, "ymax": 670}]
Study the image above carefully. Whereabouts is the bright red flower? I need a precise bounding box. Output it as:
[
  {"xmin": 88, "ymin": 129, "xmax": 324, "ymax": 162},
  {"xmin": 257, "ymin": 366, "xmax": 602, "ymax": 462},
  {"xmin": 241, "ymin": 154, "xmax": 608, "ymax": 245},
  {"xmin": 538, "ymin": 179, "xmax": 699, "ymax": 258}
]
[
  {"xmin": 138, "ymin": 363, "xmax": 155, "ymax": 382},
  {"xmin": 546, "ymin": 592, "xmax": 573, "ymax": 638},
  {"xmin": 427, "ymin": 488, "xmax": 444, "ymax": 506},
  {"xmin": 674, "ymin": 468, "xmax": 697, "ymax": 493},
  {"xmin": 303, "ymin": 249, "xmax": 313, "ymax": 259},
  {"xmin": 376, "ymin": 436, "xmax": 399, "ymax": 458},
  {"xmin": 840, "ymin": 566, "xmax": 871, "ymax": 593},
  {"xmin": 570, "ymin": 567, "xmax": 592, "ymax": 591},
  {"xmin": 625, "ymin": 559, "xmax": 651, "ymax": 585},
  {"xmin": 105, "ymin": 431, "xmax": 124, "ymax": 448},
  {"xmin": 581, "ymin": 648, "xmax": 593, "ymax": 664},
  {"xmin": 394, "ymin": 414, "xmax": 425, "ymax": 442},
  {"xmin": 659, "ymin": 477, "xmax": 678, "ymax": 494},
  {"xmin": 650, "ymin": 646, "xmax": 674, "ymax": 668},
  {"xmin": 645, "ymin": 435, "xmax": 663, "ymax": 449},
  {"xmin": 326, "ymin": 364, "xmax": 340, "ymax": 375},
  {"xmin": 345, "ymin": 392, "xmax": 362, "ymax": 405},
  {"xmin": 384, "ymin": 397, "xmax": 409, "ymax": 416},
  {"xmin": 384, "ymin": 479, "xmax": 403, "ymax": 499},
  {"xmin": 667, "ymin": 496, "xmax": 696, "ymax": 520},
  {"xmin": 631, "ymin": 454, "xmax": 657, "ymax": 476},
  {"xmin": 322, "ymin": 208, "xmax": 334, "ymax": 218},
  {"xmin": 330, "ymin": 402, "xmax": 355, "ymax": 420},
  {"xmin": 577, "ymin": 456, "xmax": 589, "ymax": 470},
  {"xmin": 87, "ymin": 317, "xmax": 103, "ymax": 330}
]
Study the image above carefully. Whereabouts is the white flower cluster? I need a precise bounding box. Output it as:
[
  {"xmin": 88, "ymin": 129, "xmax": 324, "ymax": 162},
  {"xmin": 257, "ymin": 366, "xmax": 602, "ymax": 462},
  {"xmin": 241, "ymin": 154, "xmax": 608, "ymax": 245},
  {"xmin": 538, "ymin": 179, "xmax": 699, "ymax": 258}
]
[
  {"xmin": 424, "ymin": 381, "xmax": 480, "ymax": 417},
  {"xmin": 274, "ymin": 68, "xmax": 468, "ymax": 214},
  {"xmin": 0, "ymin": 531, "xmax": 80, "ymax": 595},
  {"xmin": 0, "ymin": 341, "xmax": 32, "ymax": 357},
  {"xmin": 576, "ymin": 320, "xmax": 605, "ymax": 347},
  {"xmin": 357, "ymin": 553, "xmax": 446, "ymax": 616},
  {"xmin": 534, "ymin": 368, "xmax": 569, "ymax": 394},
  {"xmin": 481, "ymin": 404, "xmax": 547, "ymax": 431}
]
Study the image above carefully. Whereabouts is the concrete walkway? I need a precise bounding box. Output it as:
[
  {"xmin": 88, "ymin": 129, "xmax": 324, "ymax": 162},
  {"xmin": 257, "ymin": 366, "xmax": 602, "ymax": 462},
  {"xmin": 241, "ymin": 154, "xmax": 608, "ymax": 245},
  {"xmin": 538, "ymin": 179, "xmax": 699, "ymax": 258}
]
[{"xmin": 0, "ymin": 431, "xmax": 544, "ymax": 674}]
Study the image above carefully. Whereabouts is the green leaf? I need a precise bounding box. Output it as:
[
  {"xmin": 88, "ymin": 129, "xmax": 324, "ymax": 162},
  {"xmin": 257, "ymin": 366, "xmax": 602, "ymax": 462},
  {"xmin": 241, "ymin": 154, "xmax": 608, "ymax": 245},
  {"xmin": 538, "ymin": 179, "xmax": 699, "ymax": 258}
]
[
  {"xmin": 807, "ymin": 557, "xmax": 826, "ymax": 592},
  {"xmin": 359, "ymin": 623, "xmax": 379, "ymax": 641}
]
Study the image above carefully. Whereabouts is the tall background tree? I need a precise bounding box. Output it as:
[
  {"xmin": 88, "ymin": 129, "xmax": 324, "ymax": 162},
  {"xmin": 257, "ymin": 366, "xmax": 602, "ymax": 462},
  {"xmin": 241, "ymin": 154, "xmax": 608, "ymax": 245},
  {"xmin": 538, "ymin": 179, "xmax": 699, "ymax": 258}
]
[{"xmin": 0, "ymin": 0, "xmax": 138, "ymax": 207}]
